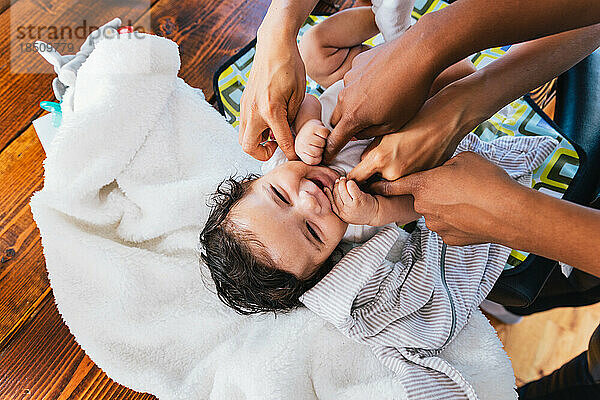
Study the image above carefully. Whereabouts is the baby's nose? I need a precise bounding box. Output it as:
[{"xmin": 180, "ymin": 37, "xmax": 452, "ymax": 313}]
[{"xmin": 298, "ymin": 190, "xmax": 321, "ymax": 214}]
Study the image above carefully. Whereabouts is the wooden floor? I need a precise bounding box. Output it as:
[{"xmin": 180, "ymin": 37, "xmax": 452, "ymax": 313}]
[
  {"xmin": 0, "ymin": 0, "xmax": 597, "ymax": 398},
  {"xmin": 492, "ymin": 303, "xmax": 600, "ymax": 387}
]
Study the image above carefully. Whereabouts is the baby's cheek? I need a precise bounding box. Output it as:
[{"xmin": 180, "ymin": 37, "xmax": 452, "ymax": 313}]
[{"xmin": 324, "ymin": 214, "xmax": 348, "ymax": 246}]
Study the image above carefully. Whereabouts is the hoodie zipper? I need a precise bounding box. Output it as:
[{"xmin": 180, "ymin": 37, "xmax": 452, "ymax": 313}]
[{"xmin": 440, "ymin": 243, "xmax": 456, "ymax": 347}]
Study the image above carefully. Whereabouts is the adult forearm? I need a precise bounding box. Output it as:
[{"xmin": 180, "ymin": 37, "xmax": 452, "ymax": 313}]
[
  {"xmin": 461, "ymin": 24, "xmax": 600, "ymax": 128},
  {"xmin": 258, "ymin": 0, "xmax": 320, "ymax": 40},
  {"xmin": 417, "ymin": 0, "xmax": 600, "ymax": 74},
  {"xmin": 498, "ymin": 186, "xmax": 600, "ymax": 277}
]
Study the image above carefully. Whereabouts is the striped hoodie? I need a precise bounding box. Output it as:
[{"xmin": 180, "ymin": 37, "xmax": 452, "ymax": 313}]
[{"xmin": 300, "ymin": 133, "xmax": 558, "ymax": 399}]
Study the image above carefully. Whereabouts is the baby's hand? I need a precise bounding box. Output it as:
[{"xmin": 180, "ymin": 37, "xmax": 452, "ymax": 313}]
[
  {"xmin": 295, "ymin": 119, "xmax": 330, "ymax": 165},
  {"xmin": 325, "ymin": 177, "xmax": 379, "ymax": 225}
]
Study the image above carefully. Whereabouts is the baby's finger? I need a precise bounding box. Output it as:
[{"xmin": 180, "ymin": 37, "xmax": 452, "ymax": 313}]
[
  {"xmin": 332, "ymin": 180, "xmax": 345, "ymax": 208},
  {"xmin": 337, "ymin": 177, "xmax": 353, "ymax": 205},
  {"xmin": 309, "ymin": 138, "xmax": 326, "ymax": 154},
  {"xmin": 324, "ymin": 187, "xmax": 339, "ymax": 215},
  {"xmin": 298, "ymin": 150, "xmax": 322, "ymax": 166},
  {"xmin": 310, "ymin": 128, "xmax": 329, "ymax": 147},
  {"xmin": 346, "ymin": 179, "xmax": 364, "ymax": 201}
]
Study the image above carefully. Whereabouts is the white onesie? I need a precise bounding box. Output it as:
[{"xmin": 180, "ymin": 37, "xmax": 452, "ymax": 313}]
[{"xmin": 371, "ymin": 0, "xmax": 416, "ymax": 42}]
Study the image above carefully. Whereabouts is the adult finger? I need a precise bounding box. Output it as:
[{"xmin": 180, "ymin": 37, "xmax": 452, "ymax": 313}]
[
  {"xmin": 241, "ymin": 115, "xmax": 271, "ymax": 161},
  {"xmin": 238, "ymin": 116, "xmax": 247, "ymax": 146},
  {"xmin": 249, "ymin": 141, "xmax": 278, "ymax": 162},
  {"xmin": 360, "ymin": 135, "xmax": 380, "ymax": 160},
  {"xmin": 347, "ymin": 155, "xmax": 379, "ymax": 183},
  {"xmin": 353, "ymin": 124, "xmax": 392, "ymax": 139},
  {"xmin": 348, "ymin": 137, "xmax": 384, "ymax": 181},
  {"xmin": 370, "ymin": 172, "xmax": 423, "ymax": 196},
  {"xmin": 329, "ymin": 96, "xmax": 343, "ymax": 129},
  {"xmin": 268, "ymin": 109, "xmax": 298, "ymax": 161},
  {"xmin": 323, "ymin": 116, "xmax": 362, "ymax": 164},
  {"xmin": 324, "ymin": 187, "xmax": 340, "ymax": 216},
  {"xmin": 238, "ymin": 91, "xmax": 252, "ymax": 144},
  {"xmin": 288, "ymin": 80, "xmax": 306, "ymax": 123}
]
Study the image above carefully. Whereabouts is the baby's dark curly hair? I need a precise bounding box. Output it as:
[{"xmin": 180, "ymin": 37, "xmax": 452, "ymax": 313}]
[{"xmin": 199, "ymin": 174, "xmax": 341, "ymax": 315}]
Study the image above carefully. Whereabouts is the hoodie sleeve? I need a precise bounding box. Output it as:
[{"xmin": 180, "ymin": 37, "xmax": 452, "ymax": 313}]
[{"xmin": 454, "ymin": 133, "xmax": 558, "ymax": 186}]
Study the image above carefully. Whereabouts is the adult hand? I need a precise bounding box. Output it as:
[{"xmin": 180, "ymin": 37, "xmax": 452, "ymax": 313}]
[
  {"xmin": 239, "ymin": 34, "xmax": 306, "ymax": 161},
  {"xmin": 371, "ymin": 152, "xmax": 523, "ymax": 245},
  {"xmin": 348, "ymin": 80, "xmax": 482, "ymax": 182},
  {"xmin": 324, "ymin": 25, "xmax": 438, "ymax": 162}
]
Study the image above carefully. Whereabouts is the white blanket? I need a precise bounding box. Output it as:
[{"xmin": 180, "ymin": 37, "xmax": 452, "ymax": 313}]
[{"xmin": 30, "ymin": 21, "xmax": 516, "ymax": 399}]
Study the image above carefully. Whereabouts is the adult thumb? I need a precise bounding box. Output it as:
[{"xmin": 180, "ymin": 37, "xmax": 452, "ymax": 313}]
[
  {"xmin": 348, "ymin": 157, "xmax": 378, "ymax": 183},
  {"xmin": 370, "ymin": 173, "xmax": 422, "ymax": 196},
  {"xmin": 323, "ymin": 116, "xmax": 361, "ymax": 164}
]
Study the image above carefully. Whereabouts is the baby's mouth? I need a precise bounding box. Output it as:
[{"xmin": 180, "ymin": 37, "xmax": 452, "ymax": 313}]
[{"xmin": 306, "ymin": 168, "xmax": 339, "ymax": 192}]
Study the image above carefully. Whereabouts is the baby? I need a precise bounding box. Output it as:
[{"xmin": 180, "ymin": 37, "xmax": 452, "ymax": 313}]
[{"xmin": 199, "ymin": 2, "xmax": 475, "ymax": 314}]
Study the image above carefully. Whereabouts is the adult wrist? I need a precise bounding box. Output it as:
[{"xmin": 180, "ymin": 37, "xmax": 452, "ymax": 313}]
[
  {"xmin": 429, "ymin": 78, "xmax": 487, "ymax": 151},
  {"xmin": 257, "ymin": 19, "xmax": 297, "ymax": 43},
  {"xmin": 490, "ymin": 182, "xmax": 535, "ymax": 248},
  {"xmin": 257, "ymin": 0, "xmax": 310, "ymax": 42},
  {"xmin": 452, "ymin": 69, "xmax": 503, "ymax": 137},
  {"xmin": 413, "ymin": 11, "xmax": 461, "ymax": 76}
]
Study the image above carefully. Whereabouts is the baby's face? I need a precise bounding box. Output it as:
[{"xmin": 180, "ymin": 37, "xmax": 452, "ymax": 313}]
[{"xmin": 232, "ymin": 161, "xmax": 348, "ymax": 279}]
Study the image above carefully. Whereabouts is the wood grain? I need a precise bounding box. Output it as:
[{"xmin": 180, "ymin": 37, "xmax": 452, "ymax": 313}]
[
  {"xmin": 0, "ymin": 1, "xmax": 348, "ymax": 398},
  {"xmin": 491, "ymin": 303, "xmax": 600, "ymax": 386},
  {"xmin": 12, "ymin": 0, "xmax": 597, "ymax": 398},
  {"xmin": 0, "ymin": 293, "xmax": 156, "ymax": 400},
  {"xmin": 0, "ymin": 0, "xmax": 13, "ymax": 17},
  {"xmin": 0, "ymin": 125, "xmax": 47, "ymax": 348},
  {"xmin": 0, "ymin": 0, "xmax": 159, "ymax": 152},
  {"xmin": 0, "ymin": 0, "xmax": 350, "ymax": 153},
  {"xmin": 147, "ymin": 0, "xmax": 270, "ymax": 100},
  {"xmin": 145, "ymin": 0, "xmax": 350, "ymax": 102}
]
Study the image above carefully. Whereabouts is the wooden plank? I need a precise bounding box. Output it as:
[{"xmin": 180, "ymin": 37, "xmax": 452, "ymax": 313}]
[
  {"xmin": 0, "ymin": 0, "xmax": 158, "ymax": 152},
  {"xmin": 145, "ymin": 0, "xmax": 269, "ymax": 101},
  {"xmin": 491, "ymin": 303, "xmax": 600, "ymax": 386},
  {"xmin": 147, "ymin": 0, "xmax": 349, "ymax": 103},
  {"xmin": 0, "ymin": 0, "xmax": 14, "ymax": 19},
  {"xmin": 0, "ymin": 0, "xmax": 277, "ymax": 348},
  {"xmin": 0, "ymin": 0, "xmax": 275, "ymax": 350},
  {"xmin": 0, "ymin": 0, "xmax": 347, "ymax": 152},
  {"xmin": 0, "ymin": 125, "xmax": 47, "ymax": 347},
  {"xmin": 0, "ymin": 293, "xmax": 156, "ymax": 400}
]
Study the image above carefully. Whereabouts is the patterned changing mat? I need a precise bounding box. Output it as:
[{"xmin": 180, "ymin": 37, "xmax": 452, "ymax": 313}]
[{"xmin": 214, "ymin": 0, "xmax": 580, "ymax": 271}]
